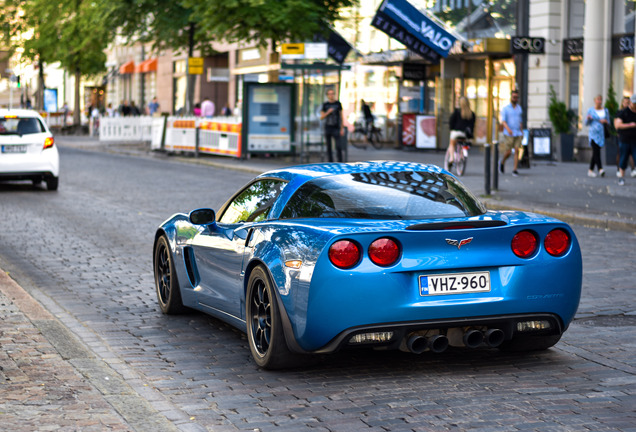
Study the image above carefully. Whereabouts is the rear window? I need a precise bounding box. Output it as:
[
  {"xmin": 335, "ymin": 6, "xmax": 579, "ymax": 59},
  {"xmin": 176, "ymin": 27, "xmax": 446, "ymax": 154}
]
[
  {"xmin": 280, "ymin": 171, "xmax": 486, "ymax": 220},
  {"xmin": 0, "ymin": 117, "xmax": 45, "ymax": 135}
]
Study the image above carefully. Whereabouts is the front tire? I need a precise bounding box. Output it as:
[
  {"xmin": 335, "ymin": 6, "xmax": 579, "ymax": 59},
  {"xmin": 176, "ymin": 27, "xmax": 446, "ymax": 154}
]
[
  {"xmin": 153, "ymin": 235, "xmax": 186, "ymax": 314},
  {"xmin": 246, "ymin": 266, "xmax": 299, "ymax": 369}
]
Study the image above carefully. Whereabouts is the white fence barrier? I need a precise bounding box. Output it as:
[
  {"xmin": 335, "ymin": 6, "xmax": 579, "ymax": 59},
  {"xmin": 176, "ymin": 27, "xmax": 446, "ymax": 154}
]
[
  {"xmin": 99, "ymin": 116, "xmax": 154, "ymax": 142},
  {"xmin": 97, "ymin": 115, "xmax": 243, "ymax": 158}
]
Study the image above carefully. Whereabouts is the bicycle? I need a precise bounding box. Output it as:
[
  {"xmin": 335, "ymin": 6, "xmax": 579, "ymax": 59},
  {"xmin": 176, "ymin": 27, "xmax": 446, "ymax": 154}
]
[
  {"xmin": 349, "ymin": 122, "xmax": 383, "ymax": 150},
  {"xmin": 444, "ymin": 136, "xmax": 471, "ymax": 176}
]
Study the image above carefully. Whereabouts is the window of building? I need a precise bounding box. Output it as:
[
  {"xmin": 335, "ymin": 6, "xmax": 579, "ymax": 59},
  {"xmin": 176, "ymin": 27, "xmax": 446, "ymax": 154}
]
[{"xmin": 613, "ymin": 0, "xmax": 635, "ymax": 33}]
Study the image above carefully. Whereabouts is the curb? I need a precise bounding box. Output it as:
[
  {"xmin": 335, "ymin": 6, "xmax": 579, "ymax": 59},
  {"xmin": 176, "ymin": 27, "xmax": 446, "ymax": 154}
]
[{"xmin": 0, "ymin": 269, "xmax": 180, "ymax": 432}]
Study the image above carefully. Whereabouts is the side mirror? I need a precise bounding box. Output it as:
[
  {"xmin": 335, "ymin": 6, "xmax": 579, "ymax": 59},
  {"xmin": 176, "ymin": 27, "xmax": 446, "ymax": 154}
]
[{"xmin": 189, "ymin": 208, "xmax": 216, "ymax": 225}]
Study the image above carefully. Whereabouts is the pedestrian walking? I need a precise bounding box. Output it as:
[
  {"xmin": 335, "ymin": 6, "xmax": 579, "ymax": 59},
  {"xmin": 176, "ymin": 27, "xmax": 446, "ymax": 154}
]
[
  {"xmin": 201, "ymin": 97, "xmax": 215, "ymax": 118},
  {"xmin": 129, "ymin": 101, "xmax": 141, "ymax": 116},
  {"xmin": 614, "ymin": 93, "xmax": 636, "ymax": 186},
  {"xmin": 446, "ymin": 96, "xmax": 475, "ymax": 171},
  {"xmin": 584, "ymin": 94, "xmax": 609, "ymax": 177},
  {"xmin": 148, "ymin": 97, "xmax": 160, "ymax": 116},
  {"xmin": 320, "ymin": 89, "xmax": 345, "ymax": 162},
  {"xmin": 119, "ymin": 100, "xmax": 131, "ymax": 117},
  {"xmin": 499, "ymin": 90, "xmax": 523, "ymax": 176},
  {"xmin": 616, "ymin": 96, "xmax": 636, "ymax": 177}
]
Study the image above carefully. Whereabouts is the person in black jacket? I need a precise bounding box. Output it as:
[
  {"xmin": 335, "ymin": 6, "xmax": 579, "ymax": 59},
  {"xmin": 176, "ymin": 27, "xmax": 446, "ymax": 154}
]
[{"xmin": 446, "ymin": 96, "xmax": 475, "ymax": 170}]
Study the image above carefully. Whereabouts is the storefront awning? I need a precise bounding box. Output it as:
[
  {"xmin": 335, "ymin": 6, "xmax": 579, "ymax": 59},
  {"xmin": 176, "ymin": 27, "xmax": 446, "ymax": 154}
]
[
  {"xmin": 119, "ymin": 61, "xmax": 135, "ymax": 74},
  {"xmin": 135, "ymin": 58, "xmax": 158, "ymax": 73}
]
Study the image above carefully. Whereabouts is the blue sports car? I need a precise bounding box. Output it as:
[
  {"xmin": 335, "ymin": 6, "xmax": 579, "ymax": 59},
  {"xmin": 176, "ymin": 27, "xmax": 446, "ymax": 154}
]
[{"xmin": 153, "ymin": 161, "xmax": 582, "ymax": 369}]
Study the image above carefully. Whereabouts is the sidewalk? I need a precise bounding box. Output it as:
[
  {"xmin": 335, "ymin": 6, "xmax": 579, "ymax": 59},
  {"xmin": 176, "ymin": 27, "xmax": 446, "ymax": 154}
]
[{"xmin": 57, "ymin": 135, "xmax": 636, "ymax": 232}]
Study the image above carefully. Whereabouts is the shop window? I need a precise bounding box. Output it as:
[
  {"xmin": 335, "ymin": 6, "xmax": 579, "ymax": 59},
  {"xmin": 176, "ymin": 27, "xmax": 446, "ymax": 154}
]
[
  {"xmin": 568, "ymin": 0, "xmax": 585, "ymax": 38},
  {"xmin": 613, "ymin": 0, "xmax": 635, "ymax": 33},
  {"xmin": 568, "ymin": 64, "xmax": 580, "ymax": 122}
]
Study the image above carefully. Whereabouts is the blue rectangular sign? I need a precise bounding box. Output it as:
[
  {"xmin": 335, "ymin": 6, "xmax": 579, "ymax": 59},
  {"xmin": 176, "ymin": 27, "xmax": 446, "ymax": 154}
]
[{"xmin": 374, "ymin": 0, "xmax": 456, "ymax": 59}]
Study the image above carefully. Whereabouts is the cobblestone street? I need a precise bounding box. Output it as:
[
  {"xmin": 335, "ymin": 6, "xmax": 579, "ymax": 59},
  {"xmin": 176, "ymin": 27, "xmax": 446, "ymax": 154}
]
[{"xmin": 1, "ymin": 143, "xmax": 635, "ymax": 431}]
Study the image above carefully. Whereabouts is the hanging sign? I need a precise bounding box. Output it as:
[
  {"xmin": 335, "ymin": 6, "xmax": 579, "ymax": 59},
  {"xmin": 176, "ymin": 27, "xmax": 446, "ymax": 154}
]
[
  {"xmin": 371, "ymin": 0, "xmax": 456, "ymax": 63},
  {"xmin": 188, "ymin": 57, "xmax": 204, "ymax": 75},
  {"xmin": 511, "ymin": 37, "xmax": 545, "ymax": 54}
]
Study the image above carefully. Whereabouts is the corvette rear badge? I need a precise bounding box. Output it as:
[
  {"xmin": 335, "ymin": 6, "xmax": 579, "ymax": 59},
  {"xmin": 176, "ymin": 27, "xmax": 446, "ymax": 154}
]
[{"xmin": 446, "ymin": 237, "xmax": 473, "ymax": 249}]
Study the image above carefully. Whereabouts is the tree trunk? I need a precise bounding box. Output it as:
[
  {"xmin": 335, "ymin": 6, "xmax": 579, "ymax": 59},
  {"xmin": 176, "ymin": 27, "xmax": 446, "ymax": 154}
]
[
  {"xmin": 185, "ymin": 22, "xmax": 195, "ymax": 115},
  {"xmin": 73, "ymin": 67, "xmax": 81, "ymax": 126},
  {"xmin": 37, "ymin": 59, "xmax": 45, "ymax": 111}
]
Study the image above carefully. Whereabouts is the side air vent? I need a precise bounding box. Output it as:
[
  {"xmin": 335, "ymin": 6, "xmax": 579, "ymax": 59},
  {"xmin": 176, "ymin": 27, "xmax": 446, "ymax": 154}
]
[
  {"xmin": 183, "ymin": 246, "xmax": 200, "ymax": 287},
  {"xmin": 406, "ymin": 220, "xmax": 507, "ymax": 231}
]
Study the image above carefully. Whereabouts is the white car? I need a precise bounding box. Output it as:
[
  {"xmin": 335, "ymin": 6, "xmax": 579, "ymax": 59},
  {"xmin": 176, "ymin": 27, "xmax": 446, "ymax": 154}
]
[{"xmin": 0, "ymin": 109, "xmax": 59, "ymax": 190}]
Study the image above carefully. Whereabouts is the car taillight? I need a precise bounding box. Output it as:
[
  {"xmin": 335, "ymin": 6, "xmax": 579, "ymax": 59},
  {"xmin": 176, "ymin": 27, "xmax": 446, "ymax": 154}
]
[
  {"xmin": 544, "ymin": 229, "xmax": 570, "ymax": 256},
  {"xmin": 368, "ymin": 238, "xmax": 401, "ymax": 267},
  {"xmin": 511, "ymin": 230, "xmax": 538, "ymax": 258},
  {"xmin": 329, "ymin": 240, "xmax": 361, "ymax": 269},
  {"xmin": 43, "ymin": 137, "xmax": 54, "ymax": 149}
]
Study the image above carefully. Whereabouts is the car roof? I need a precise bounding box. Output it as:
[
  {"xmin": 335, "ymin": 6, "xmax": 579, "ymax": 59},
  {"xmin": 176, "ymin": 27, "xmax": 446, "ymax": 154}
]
[
  {"xmin": 260, "ymin": 161, "xmax": 445, "ymax": 182},
  {"xmin": 0, "ymin": 108, "xmax": 44, "ymax": 118}
]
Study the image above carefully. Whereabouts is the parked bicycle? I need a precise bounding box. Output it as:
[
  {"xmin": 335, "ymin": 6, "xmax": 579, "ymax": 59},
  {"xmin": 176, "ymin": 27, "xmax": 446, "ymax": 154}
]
[
  {"xmin": 444, "ymin": 136, "xmax": 471, "ymax": 176},
  {"xmin": 349, "ymin": 121, "xmax": 383, "ymax": 149}
]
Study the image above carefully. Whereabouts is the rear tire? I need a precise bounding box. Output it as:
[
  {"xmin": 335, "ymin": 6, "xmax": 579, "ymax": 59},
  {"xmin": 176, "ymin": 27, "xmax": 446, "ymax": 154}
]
[
  {"xmin": 370, "ymin": 129, "xmax": 383, "ymax": 149},
  {"xmin": 246, "ymin": 266, "xmax": 301, "ymax": 369},
  {"xmin": 46, "ymin": 176, "xmax": 59, "ymax": 191},
  {"xmin": 499, "ymin": 334, "xmax": 561, "ymax": 352},
  {"xmin": 455, "ymin": 152, "xmax": 466, "ymax": 176},
  {"xmin": 349, "ymin": 128, "xmax": 366, "ymax": 149},
  {"xmin": 153, "ymin": 235, "xmax": 186, "ymax": 314}
]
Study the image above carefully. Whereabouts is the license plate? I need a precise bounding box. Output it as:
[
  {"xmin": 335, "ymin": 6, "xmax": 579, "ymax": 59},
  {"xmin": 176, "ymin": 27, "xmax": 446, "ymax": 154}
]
[
  {"xmin": 1, "ymin": 145, "xmax": 27, "ymax": 153},
  {"xmin": 419, "ymin": 271, "xmax": 491, "ymax": 296}
]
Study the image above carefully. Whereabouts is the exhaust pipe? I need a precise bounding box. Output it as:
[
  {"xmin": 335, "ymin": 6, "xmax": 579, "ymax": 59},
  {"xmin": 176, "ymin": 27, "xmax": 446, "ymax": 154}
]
[
  {"xmin": 484, "ymin": 329, "xmax": 505, "ymax": 347},
  {"xmin": 406, "ymin": 335, "xmax": 428, "ymax": 354},
  {"xmin": 428, "ymin": 334, "xmax": 449, "ymax": 353},
  {"xmin": 463, "ymin": 329, "xmax": 484, "ymax": 348}
]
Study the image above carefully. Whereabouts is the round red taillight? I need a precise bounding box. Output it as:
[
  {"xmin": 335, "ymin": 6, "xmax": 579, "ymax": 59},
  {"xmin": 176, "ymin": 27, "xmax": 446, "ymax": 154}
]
[
  {"xmin": 511, "ymin": 230, "xmax": 538, "ymax": 258},
  {"xmin": 329, "ymin": 240, "xmax": 361, "ymax": 269},
  {"xmin": 544, "ymin": 228, "xmax": 570, "ymax": 256},
  {"xmin": 368, "ymin": 238, "xmax": 401, "ymax": 267}
]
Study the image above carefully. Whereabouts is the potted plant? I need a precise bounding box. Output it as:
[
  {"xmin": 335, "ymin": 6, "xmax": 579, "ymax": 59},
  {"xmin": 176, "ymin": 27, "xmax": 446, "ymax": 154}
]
[
  {"xmin": 604, "ymin": 81, "xmax": 619, "ymax": 164},
  {"xmin": 548, "ymin": 85, "xmax": 576, "ymax": 161}
]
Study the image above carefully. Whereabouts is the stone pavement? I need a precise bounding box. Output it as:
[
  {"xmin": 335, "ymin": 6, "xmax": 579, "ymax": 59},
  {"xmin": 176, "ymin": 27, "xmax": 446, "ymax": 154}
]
[{"xmin": 1, "ymin": 135, "xmax": 635, "ymax": 431}]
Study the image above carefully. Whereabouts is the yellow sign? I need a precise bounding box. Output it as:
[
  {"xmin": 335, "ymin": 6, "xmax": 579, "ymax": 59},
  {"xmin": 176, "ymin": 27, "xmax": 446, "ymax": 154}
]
[
  {"xmin": 281, "ymin": 43, "xmax": 304, "ymax": 55},
  {"xmin": 188, "ymin": 57, "xmax": 204, "ymax": 74}
]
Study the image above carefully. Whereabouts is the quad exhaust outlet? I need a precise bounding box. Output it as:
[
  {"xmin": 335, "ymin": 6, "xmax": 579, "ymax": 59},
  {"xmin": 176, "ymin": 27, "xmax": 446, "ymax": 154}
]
[{"xmin": 405, "ymin": 328, "xmax": 505, "ymax": 354}]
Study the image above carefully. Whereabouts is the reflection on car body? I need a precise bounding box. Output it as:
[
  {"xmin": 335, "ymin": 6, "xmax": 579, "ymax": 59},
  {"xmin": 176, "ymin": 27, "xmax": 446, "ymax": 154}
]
[{"xmin": 153, "ymin": 161, "xmax": 582, "ymax": 369}]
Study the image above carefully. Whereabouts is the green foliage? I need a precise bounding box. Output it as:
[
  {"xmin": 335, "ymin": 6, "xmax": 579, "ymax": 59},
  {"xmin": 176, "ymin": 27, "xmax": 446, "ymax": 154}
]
[
  {"xmin": 430, "ymin": 0, "xmax": 516, "ymax": 33},
  {"xmin": 110, "ymin": 0, "xmax": 356, "ymax": 54},
  {"xmin": 548, "ymin": 85, "xmax": 575, "ymax": 135},
  {"xmin": 605, "ymin": 81, "xmax": 619, "ymax": 136},
  {"xmin": 605, "ymin": 81, "xmax": 619, "ymax": 117}
]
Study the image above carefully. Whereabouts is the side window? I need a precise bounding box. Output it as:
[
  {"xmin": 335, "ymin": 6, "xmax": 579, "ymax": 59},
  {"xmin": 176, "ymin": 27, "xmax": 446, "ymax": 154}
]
[{"xmin": 219, "ymin": 179, "xmax": 286, "ymax": 224}]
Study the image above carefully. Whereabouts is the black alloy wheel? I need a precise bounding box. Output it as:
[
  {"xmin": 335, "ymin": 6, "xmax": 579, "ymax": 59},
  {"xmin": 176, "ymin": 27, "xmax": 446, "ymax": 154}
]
[
  {"xmin": 154, "ymin": 235, "xmax": 185, "ymax": 314},
  {"xmin": 246, "ymin": 266, "xmax": 301, "ymax": 369}
]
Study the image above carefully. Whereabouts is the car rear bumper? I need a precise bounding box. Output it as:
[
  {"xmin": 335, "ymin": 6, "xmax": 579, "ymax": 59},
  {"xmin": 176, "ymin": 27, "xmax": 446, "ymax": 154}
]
[
  {"xmin": 293, "ymin": 313, "xmax": 564, "ymax": 354},
  {"xmin": 0, "ymin": 149, "xmax": 59, "ymax": 179}
]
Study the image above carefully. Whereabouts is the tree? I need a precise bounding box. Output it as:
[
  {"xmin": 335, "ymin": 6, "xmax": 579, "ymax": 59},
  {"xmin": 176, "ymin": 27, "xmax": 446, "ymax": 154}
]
[
  {"xmin": 109, "ymin": 0, "xmax": 356, "ymax": 113},
  {"xmin": 1, "ymin": 0, "xmax": 111, "ymax": 124}
]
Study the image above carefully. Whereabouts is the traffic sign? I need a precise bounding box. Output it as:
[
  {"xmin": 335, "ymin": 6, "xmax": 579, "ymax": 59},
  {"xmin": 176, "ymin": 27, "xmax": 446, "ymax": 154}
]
[{"xmin": 188, "ymin": 57, "xmax": 204, "ymax": 75}]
